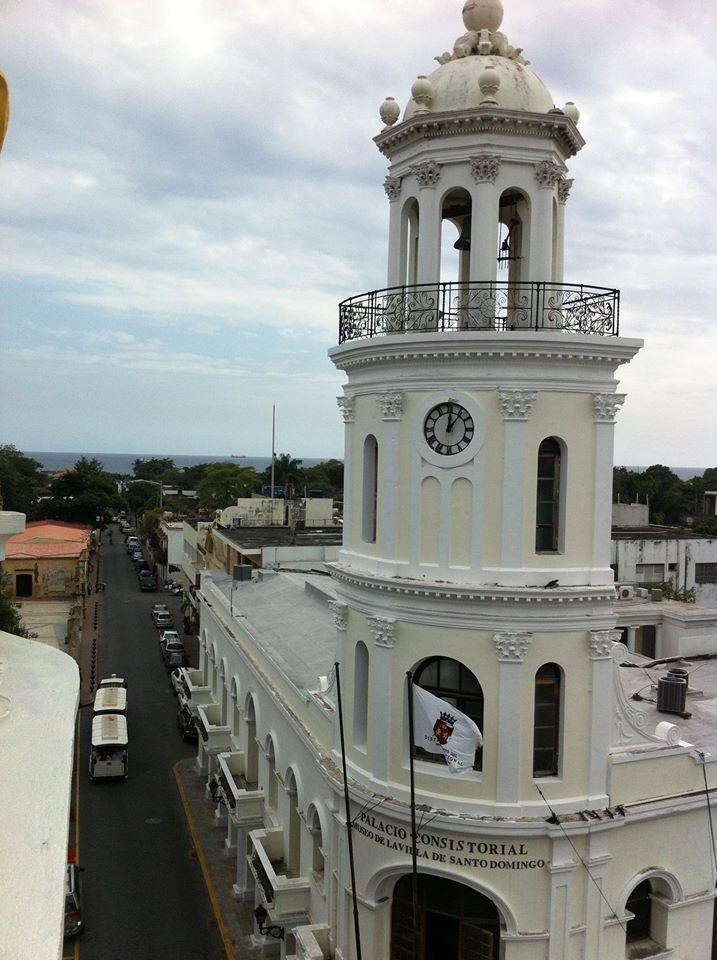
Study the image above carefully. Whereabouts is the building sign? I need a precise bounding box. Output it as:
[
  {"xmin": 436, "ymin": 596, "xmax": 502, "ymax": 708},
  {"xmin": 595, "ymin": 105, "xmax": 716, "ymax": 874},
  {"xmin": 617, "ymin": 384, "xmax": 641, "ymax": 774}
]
[{"xmin": 355, "ymin": 811, "xmax": 546, "ymax": 870}]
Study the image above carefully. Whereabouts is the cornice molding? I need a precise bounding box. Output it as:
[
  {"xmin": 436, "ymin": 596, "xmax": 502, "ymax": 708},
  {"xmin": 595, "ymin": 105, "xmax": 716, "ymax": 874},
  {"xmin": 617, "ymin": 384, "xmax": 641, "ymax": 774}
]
[{"xmin": 374, "ymin": 106, "xmax": 585, "ymax": 159}]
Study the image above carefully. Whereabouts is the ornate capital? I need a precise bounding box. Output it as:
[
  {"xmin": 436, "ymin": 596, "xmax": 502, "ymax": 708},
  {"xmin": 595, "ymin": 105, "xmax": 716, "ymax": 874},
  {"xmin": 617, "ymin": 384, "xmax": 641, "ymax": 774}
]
[
  {"xmin": 534, "ymin": 160, "xmax": 563, "ymax": 189},
  {"xmin": 498, "ymin": 389, "xmax": 537, "ymax": 421},
  {"xmin": 376, "ymin": 391, "xmax": 404, "ymax": 420},
  {"xmin": 412, "ymin": 160, "xmax": 441, "ymax": 188},
  {"xmin": 593, "ymin": 393, "xmax": 625, "ymax": 423},
  {"xmin": 470, "ymin": 154, "xmax": 501, "ymax": 184},
  {"xmin": 589, "ymin": 629, "xmax": 622, "ymax": 660},
  {"xmin": 494, "ymin": 632, "xmax": 533, "ymax": 663},
  {"xmin": 384, "ymin": 175, "xmax": 402, "ymax": 201},
  {"xmin": 557, "ymin": 177, "xmax": 574, "ymax": 204},
  {"xmin": 367, "ymin": 616, "xmax": 396, "ymax": 649},
  {"xmin": 336, "ymin": 396, "xmax": 355, "ymax": 424},
  {"xmin": 328, "ymin": 601, "xmax": 348, "ymax": 632}
]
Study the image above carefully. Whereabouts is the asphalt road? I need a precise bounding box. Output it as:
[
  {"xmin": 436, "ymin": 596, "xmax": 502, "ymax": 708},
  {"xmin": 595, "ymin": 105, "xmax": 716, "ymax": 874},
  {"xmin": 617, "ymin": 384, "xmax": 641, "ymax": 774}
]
[{"xmin": 76, "ymin": 528, "xmax": 224, "ymax": 960}]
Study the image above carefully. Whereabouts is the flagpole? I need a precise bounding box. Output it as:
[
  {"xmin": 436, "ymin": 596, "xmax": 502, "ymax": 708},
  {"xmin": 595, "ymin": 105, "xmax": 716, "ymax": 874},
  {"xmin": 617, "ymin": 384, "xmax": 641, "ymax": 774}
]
[
  {"xmin": 406, "ymin": 670, "xmax": 419, "ymax": 960},
  {"xmin": 335, "ymin": 661, "xmax": 363, "ymax": 960}
]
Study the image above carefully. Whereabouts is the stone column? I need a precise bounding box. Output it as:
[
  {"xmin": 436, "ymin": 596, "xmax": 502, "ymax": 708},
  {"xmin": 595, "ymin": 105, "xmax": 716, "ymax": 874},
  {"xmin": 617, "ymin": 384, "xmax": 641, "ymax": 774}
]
[
  {"xmin": 367, "ymin": 616, "xmax": 396, "ymax": 786},
  {"xmin": 469, "ymin": 155, "xmax": 501, "ymax": 286},
  {"xmin": 592, "ymin": 395, "xmax": 625, "ymax": 584},
  {"xmin": 384, "ymin": 176, "xmax": 403, "ymax": 287},
  {"xmin": 583, "ymin": 830, "xmax": 613, "ymax": 959},
  {"xmin": 413, "ymin": 161, "xmax": 442, "ymax": 285},
  {"xmin": 494, "ymin": 631, "xmax": 533, "ymax": 809},
  {"xmin": 626, "ymin": 626, "xmax": 636, "ymax": 653},
  {"xmin": 233, "ymin": 821, "xmax": 261, "ymax": 899},
  {"xmin": 587, "ymin": 630, "xmax": 620, "ymax": 804},
  {"xmin": 376, "ymin": 391, "xmax": 404, "ymax": 575},
  {"xmin": 328, "ymin": 601, "xmax": 348, "ymax": 757},
  {"xmin": 530, "ymin": 160, "xmax": 562, "ymax": 282},
  {"xmin": 548, "ymin": 836, "xmax": 577, "ymax": 960},
  {"xmin": 498, "ymin": 389, "xmax": 538, "ymax": 576},
  {"xmin": 554, "ymin": 177, "xmax": 573, "ymax": 282},
  {"xmin": 337, "ymin": 396, "xmax": 355, "ymax": 561}
]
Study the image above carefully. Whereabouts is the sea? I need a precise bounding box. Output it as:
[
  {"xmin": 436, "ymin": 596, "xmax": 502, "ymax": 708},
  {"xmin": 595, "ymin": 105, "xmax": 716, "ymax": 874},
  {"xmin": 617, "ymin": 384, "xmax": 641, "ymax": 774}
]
[
  {"xmin": 26, "ymin": 452, "xmax": 706, "ymax": 480},
  {"xmin": 27, "ymin": 452, "xmax": 330, "ymax": 475}
]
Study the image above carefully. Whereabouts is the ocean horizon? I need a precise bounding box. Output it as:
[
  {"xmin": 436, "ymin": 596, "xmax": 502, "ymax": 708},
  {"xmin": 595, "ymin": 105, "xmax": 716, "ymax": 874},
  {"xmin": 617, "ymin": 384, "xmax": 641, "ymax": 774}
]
[
  {"xmin": 25, "ymin": 452, "xmax": 708, "ymax": 481},
  {"xmin": 27, "ymin": 451, "xmax": 333, "ymax": 475}
]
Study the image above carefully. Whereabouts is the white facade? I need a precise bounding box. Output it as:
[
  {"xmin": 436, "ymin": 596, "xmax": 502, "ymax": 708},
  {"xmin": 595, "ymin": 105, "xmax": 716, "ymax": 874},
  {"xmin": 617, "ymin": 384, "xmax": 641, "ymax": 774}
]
[
  {"xmin": 612, "ymin": 534, "xmax": 717, "ymax": 607},
  {"xmin": 184, "ymin": 3, "xmax": 717, "ymax": 960}
]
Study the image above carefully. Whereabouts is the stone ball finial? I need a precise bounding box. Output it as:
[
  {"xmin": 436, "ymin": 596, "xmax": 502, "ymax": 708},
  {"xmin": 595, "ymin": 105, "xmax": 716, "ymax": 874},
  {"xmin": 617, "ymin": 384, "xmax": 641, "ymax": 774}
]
[
  {"xmin": 463, "ymin": 0, "xmax": 504, "ymax": 33},
  {"xmin": 411, "ymin": 75, "xmax": 435, "ymax": 113},
  {"xmin": 563, "ymin": 101, "xmax": 580, "ymax": 123},
  {"xmin": 0, "ymin": 73, "xmax": 9, "ymax": 155},
  {"xmin": 478, "ymin": 64, "xmax": 501, "ymax": 104},
  {"xmin": 379, "ymin": 97, "xmax": 401, "ymax": 127}
]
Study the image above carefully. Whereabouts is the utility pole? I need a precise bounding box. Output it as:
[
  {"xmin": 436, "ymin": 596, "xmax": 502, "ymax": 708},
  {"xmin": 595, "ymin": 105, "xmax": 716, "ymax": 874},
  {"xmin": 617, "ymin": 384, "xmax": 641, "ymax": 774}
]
[{"xmin": 270, "ymin": 404, "xmax": 276, "ymax": 500}]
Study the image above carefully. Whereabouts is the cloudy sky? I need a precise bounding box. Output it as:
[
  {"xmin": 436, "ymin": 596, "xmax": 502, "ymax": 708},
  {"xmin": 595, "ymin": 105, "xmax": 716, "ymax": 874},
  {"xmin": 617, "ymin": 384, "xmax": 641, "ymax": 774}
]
[{"xmin": 0, "ymin": 0, "xmax": 715, "ymax": 464}]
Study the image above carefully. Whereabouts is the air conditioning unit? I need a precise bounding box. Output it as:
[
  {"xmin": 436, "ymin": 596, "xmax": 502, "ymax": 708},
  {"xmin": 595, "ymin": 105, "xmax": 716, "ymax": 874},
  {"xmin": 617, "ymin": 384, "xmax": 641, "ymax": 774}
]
[
  {"xmin": 635, "ymin": 587, "xmax": 650, "ymax": 599},
  {"xmin": 617, "ymin": 585, "xmax": 635, "ymax": 601},
  {"xmin": 650, "ymin": 588, "xmax": 664, "ymax": 602},
  {"xmin": 657, "ymin": 674, "xmax": 687, "ymax": 715}
]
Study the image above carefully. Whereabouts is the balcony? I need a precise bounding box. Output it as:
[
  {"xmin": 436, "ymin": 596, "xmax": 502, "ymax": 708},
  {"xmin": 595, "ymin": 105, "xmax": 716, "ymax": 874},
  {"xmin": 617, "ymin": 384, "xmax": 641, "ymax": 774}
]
[
  {"xmin": 181, "ymin": 669, "xmax": 216, "ymax": 713},
  {"xmin": 293, "ymin": 924, "xmax": 332, "ymax": 960},
  {"xmin": 248, "ymin": 827, "xmax": 311, "ymax": 920},
  {"xmin": 338, "ymin": 281, "xmax": 619, "ymax": 343},
  {"xmin": 217, "ymin": 751, "xmax": 264, "ymax": 822},
  {"xmin": 195, "ymin": 704, "xmax": 232, "ymax": 753}
]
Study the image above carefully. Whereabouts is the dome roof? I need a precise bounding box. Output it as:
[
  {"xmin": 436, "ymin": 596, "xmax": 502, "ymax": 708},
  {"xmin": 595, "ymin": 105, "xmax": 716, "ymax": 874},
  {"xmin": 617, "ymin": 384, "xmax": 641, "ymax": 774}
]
[{"xmin": 404, "ymin": 54, "xmax": 554, "ymax": 121}]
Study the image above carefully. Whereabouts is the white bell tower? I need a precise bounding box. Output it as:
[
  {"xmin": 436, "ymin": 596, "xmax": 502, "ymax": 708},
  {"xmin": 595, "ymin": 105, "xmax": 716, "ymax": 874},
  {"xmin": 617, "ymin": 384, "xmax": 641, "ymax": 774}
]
[{"xmin": 328, "ymin": 0, "xmax": 643, "ymax": 823}]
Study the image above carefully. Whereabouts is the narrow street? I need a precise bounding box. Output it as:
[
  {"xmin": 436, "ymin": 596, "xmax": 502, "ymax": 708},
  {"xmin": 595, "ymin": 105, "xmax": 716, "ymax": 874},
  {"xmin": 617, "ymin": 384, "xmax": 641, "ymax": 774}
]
[{"xmin": 73, "ymin": 529, "xmax": 225, "ymax": 960}]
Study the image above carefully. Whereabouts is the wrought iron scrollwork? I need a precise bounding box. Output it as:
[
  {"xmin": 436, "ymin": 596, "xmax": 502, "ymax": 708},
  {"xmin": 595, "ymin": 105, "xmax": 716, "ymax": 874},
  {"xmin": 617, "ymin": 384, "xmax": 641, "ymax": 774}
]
[{"xmin": 338, "ymin": 282, "xmax": 619, "ymax": 343}]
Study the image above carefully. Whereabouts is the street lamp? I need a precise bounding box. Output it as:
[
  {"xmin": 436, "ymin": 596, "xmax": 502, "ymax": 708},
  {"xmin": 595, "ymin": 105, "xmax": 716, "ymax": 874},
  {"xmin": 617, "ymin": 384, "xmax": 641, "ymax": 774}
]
[{"xmin": 127, "ymin": 479, "xmax": 163, "ymax": 509}]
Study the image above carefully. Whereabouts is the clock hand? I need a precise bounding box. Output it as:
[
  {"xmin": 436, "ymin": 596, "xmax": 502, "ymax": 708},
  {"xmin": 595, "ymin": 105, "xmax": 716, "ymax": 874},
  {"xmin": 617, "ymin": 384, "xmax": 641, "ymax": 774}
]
[{"xmin": 446, "ymin": 404, "xmax": 456, "ymax": 432}]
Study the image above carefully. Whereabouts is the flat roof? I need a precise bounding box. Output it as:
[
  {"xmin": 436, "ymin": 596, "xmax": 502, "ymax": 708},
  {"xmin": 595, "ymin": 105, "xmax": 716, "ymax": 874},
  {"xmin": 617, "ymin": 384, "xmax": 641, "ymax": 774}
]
[
  {"xmin": 205, "ymin": 570, "xmax": 337, "ymax": 693},
  {"xmin": 93, "ymin": 687, "xmax": 127, "ymax": 713},
  {"xmin": 215, "ymin": 525, "xmax": 342, "ymax": 550},
  {"xmin": 612, "ymin": 527, "xmax": 717, "ymax": 541},
  {"xmin": 91, "ymin": 713, "xmax": 128, "ymax": 746}
]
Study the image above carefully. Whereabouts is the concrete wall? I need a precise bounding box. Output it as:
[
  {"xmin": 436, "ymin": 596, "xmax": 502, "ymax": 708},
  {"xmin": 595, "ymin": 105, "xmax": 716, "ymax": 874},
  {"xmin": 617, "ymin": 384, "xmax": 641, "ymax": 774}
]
[
  {"xmin": 612, "ymin": 502, "xmax": 649, "ymax": 528},
  {"xmin": 1, "ymin": 554, "xmax": 87, "ymax": 599}
]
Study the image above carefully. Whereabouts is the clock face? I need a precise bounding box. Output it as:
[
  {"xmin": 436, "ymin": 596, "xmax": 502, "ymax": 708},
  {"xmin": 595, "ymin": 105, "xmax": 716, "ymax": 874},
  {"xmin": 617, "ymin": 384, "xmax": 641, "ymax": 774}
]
[{"xmin": 423, "ymin": 402, "xmax": 474, "ymax": 456}]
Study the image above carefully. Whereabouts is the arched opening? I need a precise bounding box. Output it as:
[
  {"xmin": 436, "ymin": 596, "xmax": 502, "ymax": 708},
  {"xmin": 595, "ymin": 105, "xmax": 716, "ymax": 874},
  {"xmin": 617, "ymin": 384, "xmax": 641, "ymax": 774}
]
[
  {"xmin": 623, "ymin": 877, "xmax": 674, "ymax": 957},
  {"xmin": 536, "ymin": 437, "xmax": 564, "ymax": 553},
  {"xmin": 391, "ymin": 874, "xmax": 501, "ymax": 960},
  {"xmin": 401, "ymin": 197, "xmax": 420, "ymax": 286},
  {"xmin": 285, "ymin": 768, "xmax": 301, "ymax": 876},
  {"xmin": 265, "ymin": 736, "xmax": 278, "ymax": 810},
  {"xmin": 307, "ymin": 805, "xmax": 325, "ymax": 887},
  {"xmin": 230, "ymin": 678, "xmax": 241, "ymax": 739},
  {"xmin": 244, "ymin": 695, "xmax": 258, "ymax": 786},
  {"xmin": 413, "ymin": 657, "xmax": 483, "ymax": 771},
  {"xmin": 353, "ymin": 641, "xmax": 369, "ymax": 750},
  {"xmin": 362, "ymin": 435, "xmax": 378, "ymax": 544},
  {"xmin": 440, "ymin": 188, "xmax": 473, "ymax": 287},
  {"xmin": 533, "ymin": 663, "xmax": 562, "ymax": 777},
  {"xmin": 497, "ymin": 188, "xmax": 529, "ymax": 285}
]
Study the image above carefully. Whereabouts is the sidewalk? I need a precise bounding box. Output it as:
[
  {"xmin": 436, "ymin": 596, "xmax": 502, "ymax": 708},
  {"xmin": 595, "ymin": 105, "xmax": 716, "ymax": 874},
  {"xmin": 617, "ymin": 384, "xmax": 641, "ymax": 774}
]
[
  {"xmin": 174, "ymin": 758, "xmax": 262, "ymax": 960},
  {"xmin": 77, "ymin": 550, "xmax": 102, "ymax": 704}
]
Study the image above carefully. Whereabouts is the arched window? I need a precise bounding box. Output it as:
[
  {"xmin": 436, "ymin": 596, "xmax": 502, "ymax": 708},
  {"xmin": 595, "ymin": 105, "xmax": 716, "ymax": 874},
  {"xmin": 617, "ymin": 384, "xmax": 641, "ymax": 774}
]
[
  {"xmin": 353, "ymin": 641, "xmax": 369, "ymax": 750},
  {"xmin": 362, "ymin": 435, "xmax": 378, "ymax": 543},
  {"xmin": 308, "ymin": 807, "xmax": 325, "ymax": 886},
  {"xmin": 413, "ymin": 657, "xmax": 483, "ymax": 771},
  {"xmin": 536, "ymin": 437, "xmax": 562, "ymax": 552},
  {"xmin": 533, "ymin": 663, "xmax": 561, "ymax": 777},
  {"xmin": 626, "ymin": 880, "xmax": 653, "ymax": 947}
]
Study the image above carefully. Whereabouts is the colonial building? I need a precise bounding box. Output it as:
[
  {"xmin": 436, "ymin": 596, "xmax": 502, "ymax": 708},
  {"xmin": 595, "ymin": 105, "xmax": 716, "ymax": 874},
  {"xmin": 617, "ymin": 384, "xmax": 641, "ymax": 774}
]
[
  {"xmin": 184, "ymin": 2, "xmax": 717, "ymax": 958},
  {"xmin": 2, "ymin": 519, "xmax": 91, "ymax": 599}
]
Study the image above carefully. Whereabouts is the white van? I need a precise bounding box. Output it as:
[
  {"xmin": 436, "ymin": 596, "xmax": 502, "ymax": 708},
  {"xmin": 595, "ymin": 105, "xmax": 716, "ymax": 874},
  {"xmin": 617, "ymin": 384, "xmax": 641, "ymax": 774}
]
[
  {"xmin": 93, "ymin": 686, "xmax": 127, "ymax": 716},
  {"xmin": 89, "ymin": 714, "xmax": 128, "ymax": 780}
]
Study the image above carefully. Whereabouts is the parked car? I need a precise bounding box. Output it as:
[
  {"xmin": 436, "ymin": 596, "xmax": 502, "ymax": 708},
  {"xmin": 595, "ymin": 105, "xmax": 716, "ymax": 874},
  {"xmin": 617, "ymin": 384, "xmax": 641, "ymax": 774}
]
[
  {"xmin": 162, "ymin": 640, "xmax": 187, "ymax": 669},
  {"xmin": 140, "ymin": 576, "xmax": 157, "ymax": 592},
  {"xmin": 131, "ymin": 551, "xmax": 144, "ymax": 563},
  {"xmin": 136, "ymin": 561, "xmax": 150, "ymax": 576},
  {"xmin": 151, "ymin": 603, "xmax": 170, "ymax": 618},
  {"xmin": 64, "ymin": 861, "xmax": 84, "ymax": 938},
  {"xmin": 159, "ymin": 629, "xmax": 180, "ymax": 649},
  {"xmin": 169, "ymin": 666, "xmax": 185, "ymax": 695},
  {"xmin": 154, "ymin": 612, "xmax": 173, "ymax": 630}
]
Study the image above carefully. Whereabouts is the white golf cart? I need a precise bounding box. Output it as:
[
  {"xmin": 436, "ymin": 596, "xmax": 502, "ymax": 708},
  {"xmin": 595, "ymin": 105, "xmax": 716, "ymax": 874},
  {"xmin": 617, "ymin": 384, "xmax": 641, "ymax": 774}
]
[{"xmin": 89, "ymin": 714, "xmax": 128, "ymax": 780}]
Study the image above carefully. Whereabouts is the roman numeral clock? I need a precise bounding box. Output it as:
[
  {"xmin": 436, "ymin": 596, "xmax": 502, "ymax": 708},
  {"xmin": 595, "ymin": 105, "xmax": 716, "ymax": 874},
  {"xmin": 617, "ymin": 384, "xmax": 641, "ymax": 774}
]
[{"xmin": 423, "ymin": 402, "xmax": 474, "ymax": 456}]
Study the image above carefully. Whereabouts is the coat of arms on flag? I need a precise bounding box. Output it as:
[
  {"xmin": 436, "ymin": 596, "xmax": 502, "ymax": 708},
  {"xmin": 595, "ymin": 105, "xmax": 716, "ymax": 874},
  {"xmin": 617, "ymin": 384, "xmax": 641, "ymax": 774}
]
[{"xmin": 412, "ymin": 684, "xmax": 483, "ymax": 774}]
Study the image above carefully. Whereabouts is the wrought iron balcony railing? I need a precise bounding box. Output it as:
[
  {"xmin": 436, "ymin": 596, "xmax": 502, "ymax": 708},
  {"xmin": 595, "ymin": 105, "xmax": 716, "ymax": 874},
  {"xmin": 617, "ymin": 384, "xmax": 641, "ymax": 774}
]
[{"xmin": 338, "ymin": 281, "xmax": 620, "ymax": 344}]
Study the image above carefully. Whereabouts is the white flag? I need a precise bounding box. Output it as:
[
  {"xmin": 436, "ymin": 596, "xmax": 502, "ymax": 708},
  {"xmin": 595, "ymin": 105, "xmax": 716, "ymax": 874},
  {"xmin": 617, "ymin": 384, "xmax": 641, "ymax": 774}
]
[{"xmin": 412, "ymin": 684, "xmax": 482, "ymax": 774}]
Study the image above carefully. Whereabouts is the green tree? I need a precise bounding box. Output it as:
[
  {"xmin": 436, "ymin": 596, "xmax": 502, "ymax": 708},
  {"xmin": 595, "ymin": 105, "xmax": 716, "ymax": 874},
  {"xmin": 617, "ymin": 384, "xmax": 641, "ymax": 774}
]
[
  {"xmin": 0, "ymin": 445, "xmax": 47, "ymax": 515},
  {"xmin": 301, "ymin": 459, "xmax": 344, "ymax": 499},
  {"xmin": 197, "ymin": 464, "xmax": 260, "ymax": 510},
  {"xmin": 39, "ymin": 457, "xmax": 121, "ymax": 525},
  {"xmin": 0, "ymin": 580, "xmax": 35, "ymax": 638},
  {"xmin": 132, "ymin": 458, "xmax": 182, "ymax": 485}
]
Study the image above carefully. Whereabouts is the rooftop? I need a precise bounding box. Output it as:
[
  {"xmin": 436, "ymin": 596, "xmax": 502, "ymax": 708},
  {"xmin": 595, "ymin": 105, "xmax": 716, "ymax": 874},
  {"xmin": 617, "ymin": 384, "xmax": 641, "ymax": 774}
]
[
  {"xmin": 215, "ymin": 525, "xmax": 342, "ymax": 550},
  {"xmin": 6, "ymin": 520, "xmax": 91, "ymax": 560}
]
